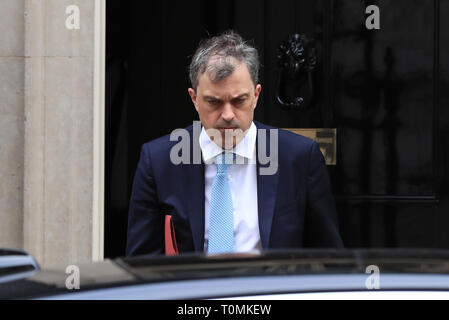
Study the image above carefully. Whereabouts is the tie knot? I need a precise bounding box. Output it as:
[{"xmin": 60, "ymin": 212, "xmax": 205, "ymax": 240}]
[{"xmin": 216, "ymin": 153, "xmax": 234, "ymax": 173}]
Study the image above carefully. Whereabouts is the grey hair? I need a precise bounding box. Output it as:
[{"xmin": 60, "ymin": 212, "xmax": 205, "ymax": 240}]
[{"xmin": 189, "ymin": 30, "xmax": 260, "ymax": 90}]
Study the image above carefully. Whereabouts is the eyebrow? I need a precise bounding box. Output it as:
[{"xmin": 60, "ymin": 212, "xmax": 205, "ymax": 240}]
[
  {"xmin": 203, "ymin": 96, "xmax": 221, "ymax": 101},
  {"xmin": 232, "ymin": 93, "xmax": 250, "ymax": 100},
  {"xmin": 203, "ymin": 93, "xmax": 249, "ymax": 101}
]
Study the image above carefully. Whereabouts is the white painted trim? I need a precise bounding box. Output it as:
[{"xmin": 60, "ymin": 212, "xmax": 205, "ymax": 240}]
[{"xmin": 92, "ymin": 0, "xmax": 106, "ymax": 262}]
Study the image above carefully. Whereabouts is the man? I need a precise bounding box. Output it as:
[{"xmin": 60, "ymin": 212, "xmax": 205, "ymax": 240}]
[{"xmin": 126, "ymin": 31, "xmax": 343, "ymax": 256}]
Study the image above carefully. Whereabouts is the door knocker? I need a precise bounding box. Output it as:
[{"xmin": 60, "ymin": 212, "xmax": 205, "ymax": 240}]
[{"xmin": 276, "ymin": 34, "xmax": 317, "ymax": 110}]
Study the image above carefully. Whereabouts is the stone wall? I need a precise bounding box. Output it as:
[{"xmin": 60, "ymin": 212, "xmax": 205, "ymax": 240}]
[
  {"xmin": 0, "ymin": 0, "xmax": 104, "ymax": 268},
  {"xmin": 0, "ymin": 0, "xmax": 25, "ymax": 250}
]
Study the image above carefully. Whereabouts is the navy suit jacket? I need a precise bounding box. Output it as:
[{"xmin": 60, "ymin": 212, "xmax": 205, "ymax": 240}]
[{"xmin": 126, "ymin": 121, "xmax": 343, "ymax": 256}]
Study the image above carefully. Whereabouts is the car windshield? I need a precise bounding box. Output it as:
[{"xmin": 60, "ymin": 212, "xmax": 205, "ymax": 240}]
[{"xmin": 3, "ymin": 249, "xmax": 449, "ymax": 300}]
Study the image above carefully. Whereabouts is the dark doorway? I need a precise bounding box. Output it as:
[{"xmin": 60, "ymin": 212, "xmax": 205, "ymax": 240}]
[{"xmin": 105, "ymin": 0, "xmax": 449, "ymax": 258}]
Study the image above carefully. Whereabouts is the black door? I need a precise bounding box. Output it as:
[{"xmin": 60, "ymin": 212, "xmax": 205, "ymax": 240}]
[{"xmin": 105, "ymin": 0, "xmax": 449, "ymax": 258}]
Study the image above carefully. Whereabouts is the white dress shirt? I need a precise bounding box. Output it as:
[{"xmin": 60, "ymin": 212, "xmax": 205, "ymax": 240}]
[{"xmin": 199, "ymin": 122, "xmax": 262, "ymax": 253}]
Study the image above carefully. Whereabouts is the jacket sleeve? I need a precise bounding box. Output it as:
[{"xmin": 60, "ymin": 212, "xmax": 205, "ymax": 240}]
[
  {"xmin": 303, "ymin": 141, "xmax": 344, "ymax": 248},
  {"xmin": 126, "ymin": 144, "xmax": 164, "ymax": 256}
]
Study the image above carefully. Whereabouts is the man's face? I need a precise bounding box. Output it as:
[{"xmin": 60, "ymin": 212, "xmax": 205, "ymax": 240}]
[{"xmin": 188, "ymin": 62, "xmax": 262, "ymax": 149}]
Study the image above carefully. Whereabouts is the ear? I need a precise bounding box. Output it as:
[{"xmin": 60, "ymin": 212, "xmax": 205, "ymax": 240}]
[
  {"xmin": 253, "ymin": 84, "xmax": 262, "ymax": 109},
  {"xmin": 188, "ymin": 88, "xmax": 199, "ymax": 112}
]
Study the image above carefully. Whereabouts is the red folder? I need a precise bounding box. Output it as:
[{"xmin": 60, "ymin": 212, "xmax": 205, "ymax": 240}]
[{"xmin": 164, "ymin": 215, "xmax": 179, "ymax": 255}]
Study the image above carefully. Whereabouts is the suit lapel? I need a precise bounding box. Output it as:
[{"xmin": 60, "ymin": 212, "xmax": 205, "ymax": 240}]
[
  {"xmin": 255, "ymin": 122, "xmax": 280, "ymax": 249},
  {"xmin": 184, "ymin": 162, "xmax": 205, "ymax": 251},
  {"xmin": 184, "ymin": 124, "xmax": 205, "ymax": 251}
]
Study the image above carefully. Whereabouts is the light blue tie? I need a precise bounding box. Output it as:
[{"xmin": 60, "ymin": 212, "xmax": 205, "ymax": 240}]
[{"xmin": 208, "ymin": 153, "xmax": 234, "ymax": 253}]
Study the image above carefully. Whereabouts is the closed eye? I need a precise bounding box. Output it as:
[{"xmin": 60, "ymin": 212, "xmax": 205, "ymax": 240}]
[
  {"xmin": 233, "ymin": 98, "xmax": 246, "ymax": 105},
  {"xmin": 204, "ymin": 98, "xmax": 222, "ymax": 106}
]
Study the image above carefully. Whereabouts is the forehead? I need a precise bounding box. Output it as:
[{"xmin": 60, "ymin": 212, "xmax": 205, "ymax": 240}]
[{"xmin": 197, "ymin": 63, "xmax": 254, "ymax": 96}]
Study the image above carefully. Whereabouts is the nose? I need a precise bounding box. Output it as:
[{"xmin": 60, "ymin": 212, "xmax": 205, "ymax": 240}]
[{"xmin": 221, "ymin": 103, "xmax": 235, "ymax": 122}]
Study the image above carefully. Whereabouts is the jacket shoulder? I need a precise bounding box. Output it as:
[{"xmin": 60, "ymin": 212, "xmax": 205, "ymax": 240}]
[
  {"xmin": 142, "ymin": 124, "xmax": 194, "ymax": 153},
  {"xmin": 254, "ymin": 121, "xmax": 316, "ymax": 149},
  {"xmin": 279, "ymin": 128, "xmax": 316, "ymax": 147}
]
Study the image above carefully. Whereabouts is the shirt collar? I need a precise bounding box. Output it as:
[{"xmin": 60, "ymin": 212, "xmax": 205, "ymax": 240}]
[{"xmin": 199, "ymin": 122, "xmax": 257, "ymax": 164}]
